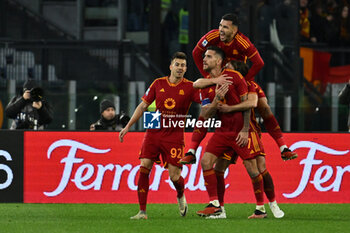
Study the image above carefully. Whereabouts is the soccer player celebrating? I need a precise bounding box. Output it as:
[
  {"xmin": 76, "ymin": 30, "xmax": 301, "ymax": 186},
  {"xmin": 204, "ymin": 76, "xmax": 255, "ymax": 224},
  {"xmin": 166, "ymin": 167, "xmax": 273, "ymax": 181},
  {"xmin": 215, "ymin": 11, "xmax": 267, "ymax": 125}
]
[
  {"xmin": 119, "ymin": 52, "xmax": 200, "ymax": 219},
  {"xmin": 213, "ymin": 60, "xmax": 285, "ymax": 219},
  {"xmin": 182, "ymin": 13, "xmax": 297, "ymax": 163},
  {"xmin": 195, "ymin": 46, "xmax": 266, "ymax": 219}
]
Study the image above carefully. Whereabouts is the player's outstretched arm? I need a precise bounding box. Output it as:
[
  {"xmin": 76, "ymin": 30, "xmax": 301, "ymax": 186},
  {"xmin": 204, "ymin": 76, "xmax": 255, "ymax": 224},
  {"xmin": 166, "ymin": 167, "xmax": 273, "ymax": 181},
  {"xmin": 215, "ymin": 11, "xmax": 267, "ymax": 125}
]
[
  {"xmin": 192, "ymin": 45, "xmax": 208, "ymax": 77},
  {"xmin": 193, "ymin": 74, "xmax": 233, "ymax": 89},
  {"xmin": 245, "ymin": 52, "xmax": 264, "ymax": 81},
  {"xmin": 236, "ymin": 94, "xmax": 250, "ymax": 147},
  {"xmin": 119, "ymin": 101, "xmax": 149, "ymax": 142},
  {"xmin": 218, "ymin": 93, "xmax": 257, "ymax": 113}
]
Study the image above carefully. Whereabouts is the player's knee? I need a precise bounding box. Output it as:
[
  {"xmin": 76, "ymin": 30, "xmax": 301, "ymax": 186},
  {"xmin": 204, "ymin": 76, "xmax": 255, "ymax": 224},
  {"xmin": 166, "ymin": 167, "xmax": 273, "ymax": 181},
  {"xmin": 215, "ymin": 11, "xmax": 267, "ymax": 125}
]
[
  {"xmin": 243, "ymin": 160, "xmax": 259, "ymax": 178},
  {"xmin": 140, "ymin": 159, "xmax": 153, "ymax": 170},
  {"xmin": 214, "ymin": 159, "xmax": 229, "ymax": 172},
  {"xmin": 258, "ymin": 163, "xmax": 266, "ymax": 173},
  {"xmin": 170, "ymin": 173, "xmax": 181, "ymax": 182},
  {"xmin": 201, "ymin": 157, "xmax": 212, "ymax": 170},
  {"xmin": 256, "ymin": 156, "xmax": 266, "ymax": 173}
]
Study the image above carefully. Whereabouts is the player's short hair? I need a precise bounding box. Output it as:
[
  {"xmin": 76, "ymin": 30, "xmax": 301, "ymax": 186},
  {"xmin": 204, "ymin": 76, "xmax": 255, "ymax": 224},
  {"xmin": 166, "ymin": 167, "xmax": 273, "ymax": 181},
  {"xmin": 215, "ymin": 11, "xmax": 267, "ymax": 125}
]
[
  {"xmin": 228, "ymin": 60, "xmax": 249, "ymax": 77},
  {"xmin": 207, "ymin": 46, "xmax": 226, "ymax": 61},
  {"xmin": 171, "ymin": 52, "xmax": 187, "ymax": 62},
  {"xmin": 221, "ymin": 13, "xmax": 239, "ymax": 26}
]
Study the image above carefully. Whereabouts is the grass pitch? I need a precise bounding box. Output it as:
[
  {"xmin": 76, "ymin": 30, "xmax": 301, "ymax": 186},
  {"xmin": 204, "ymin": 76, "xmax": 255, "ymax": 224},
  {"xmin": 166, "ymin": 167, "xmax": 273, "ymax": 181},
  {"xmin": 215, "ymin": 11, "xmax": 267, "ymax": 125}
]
[{"xmin": 1, "ymin": 203, "xmax": 349, "ymax": 233}]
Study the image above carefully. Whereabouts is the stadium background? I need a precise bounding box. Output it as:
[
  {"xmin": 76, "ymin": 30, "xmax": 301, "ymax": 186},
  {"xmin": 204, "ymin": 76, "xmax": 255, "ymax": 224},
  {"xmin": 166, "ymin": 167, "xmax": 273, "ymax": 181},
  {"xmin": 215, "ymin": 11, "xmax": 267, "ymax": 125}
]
[
  {"xmin": 0, "ymin": 0, "xmax": 349, "ymax": 207},
  {"xmin": 0, "ymin": 0, "xmax": 349, "ymax": 132}
]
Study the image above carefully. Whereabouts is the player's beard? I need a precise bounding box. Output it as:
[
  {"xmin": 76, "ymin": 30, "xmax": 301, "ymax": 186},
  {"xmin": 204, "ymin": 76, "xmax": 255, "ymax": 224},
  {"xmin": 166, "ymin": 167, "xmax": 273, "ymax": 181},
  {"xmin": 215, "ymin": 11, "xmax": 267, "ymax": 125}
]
[{"xmin": 203, "ymin": 64, "xmax": 213, "ymax": 73}]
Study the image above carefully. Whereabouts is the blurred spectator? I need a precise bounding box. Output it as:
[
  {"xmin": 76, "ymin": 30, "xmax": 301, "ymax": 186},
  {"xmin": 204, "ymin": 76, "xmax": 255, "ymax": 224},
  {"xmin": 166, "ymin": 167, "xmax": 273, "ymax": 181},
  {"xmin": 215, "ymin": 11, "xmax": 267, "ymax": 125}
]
[
  {"xmin": 5, "ymin": 79, "xmax": 53, "ymax": 130},
  {"xmin": 325, "ymin": 0, "xmax": 339, "ymax": 17},
  {"xmin": 90, "ymin": 99, "xmax": 129, "ymax": 131},
  {"xmin": 275, "ymin": 0, "xmax": 297, "ymax": 45},
  {"xmin": 300, "ymin": 0, "xmax": 317, "ymax": 43},
  {"xmin": 127, "ymin": 0, "xmax": 149, "ymax": 31},
  {"xmin": 310, "ymin": 3, "xmax": 329, "ymax": 43},
  {"xmin": 337, "ymin": 5, "xmax": 350, "ymax": 45},
  {"xmin": 256, "ymin": 0, "xmax": 275, "ymax": 42},
  {"xmin": 338, "ymin": 79, "xmax": 350, "ymax": 132}
]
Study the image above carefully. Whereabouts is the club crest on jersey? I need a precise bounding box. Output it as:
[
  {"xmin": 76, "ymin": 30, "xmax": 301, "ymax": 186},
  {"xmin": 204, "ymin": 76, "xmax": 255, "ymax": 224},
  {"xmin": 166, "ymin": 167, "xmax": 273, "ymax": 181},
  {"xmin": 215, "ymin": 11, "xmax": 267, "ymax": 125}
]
[
  {"xmin": 179, "ymin": 89, "xmax": 184, "ymax": 95},
  {"xmin": 202, "ymin": 39, "xmax": 208, "ymax": 47},
  {"xmin": 160, "ymin": 88, "xmax": 165, "ymax": 92},
  {"xmin": 164, "ymin": 98, "xmax": 176, "ymax": 109}
]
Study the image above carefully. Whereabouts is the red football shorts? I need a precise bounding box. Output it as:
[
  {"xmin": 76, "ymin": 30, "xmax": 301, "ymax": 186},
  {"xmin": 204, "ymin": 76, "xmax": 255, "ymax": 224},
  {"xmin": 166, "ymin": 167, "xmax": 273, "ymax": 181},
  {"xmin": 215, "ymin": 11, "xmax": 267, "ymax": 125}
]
[
  {"xmin": 247, "ymin": 130, "xmax": 266, "ymax": 157},
  {"xmin": 140, "ymin": 136, "xmax": 184, "ymax": 168},
  {"xmin": 205, "ymin": 132, "xmax": 254, "ymax": 160}
]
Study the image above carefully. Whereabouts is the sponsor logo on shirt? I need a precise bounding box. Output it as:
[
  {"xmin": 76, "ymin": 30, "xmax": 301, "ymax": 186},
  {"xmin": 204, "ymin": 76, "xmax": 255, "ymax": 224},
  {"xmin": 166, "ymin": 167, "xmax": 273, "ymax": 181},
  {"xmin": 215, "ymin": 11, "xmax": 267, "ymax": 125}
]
[{"xmin": 164, "ymin": 98, "xmax": 176, "ymax": 109}]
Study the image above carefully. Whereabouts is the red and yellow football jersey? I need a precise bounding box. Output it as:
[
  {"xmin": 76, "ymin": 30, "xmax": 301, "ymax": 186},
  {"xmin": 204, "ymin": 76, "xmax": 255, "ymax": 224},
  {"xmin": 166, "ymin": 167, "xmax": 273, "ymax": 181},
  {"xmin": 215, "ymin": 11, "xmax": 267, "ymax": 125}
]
[
  {"xmin": 142, "ymin": 76, "xmax": 200, "ymax": 144},
  {"xmin": 193, "ymin": 29, "xmax": 264, "ymax": 81},
  {"xmin": 247, "ymin": 81, "xmax": 262, "ymax": 135},
  {"xmin": 200, "ymin": 69, "xmax": 248, "ymax": 133}
]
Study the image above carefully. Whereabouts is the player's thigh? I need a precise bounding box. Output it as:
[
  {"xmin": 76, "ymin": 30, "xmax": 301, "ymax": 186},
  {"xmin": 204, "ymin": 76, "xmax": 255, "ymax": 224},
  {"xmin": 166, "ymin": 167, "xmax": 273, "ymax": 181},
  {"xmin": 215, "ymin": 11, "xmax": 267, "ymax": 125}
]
[
  {"xmin": 256, "ymin": 155, "xmax": 266, "ymax": 173},
  {"xmin": 201, "ymin": 152, "xmax": 218, "ymax": 170},
  {"xmin": 215, "ymin": 157, "xmax": 230, "ymax": 173},
  {"xmin": 242, "ymin": 158, "xmax": 260, "ymax": 178},
  {"xmin": 140, "ymin": 138, "xmax": 162, "ymax": 165},
  {"xmin": 140, "ymin": 158, "xmax": 154, "ymax": 170}
]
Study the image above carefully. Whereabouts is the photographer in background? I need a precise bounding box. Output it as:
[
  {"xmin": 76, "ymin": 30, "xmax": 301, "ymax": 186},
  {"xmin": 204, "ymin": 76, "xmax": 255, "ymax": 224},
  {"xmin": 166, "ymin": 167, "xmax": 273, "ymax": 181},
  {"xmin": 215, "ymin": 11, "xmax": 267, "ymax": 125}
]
[
  {"xmin": 5, "ymin": 79, "xmax": 53, "ymax": 130},
  {"xmin": 90, "ymin": 99, "xmax": 130, "ymax": 131}
]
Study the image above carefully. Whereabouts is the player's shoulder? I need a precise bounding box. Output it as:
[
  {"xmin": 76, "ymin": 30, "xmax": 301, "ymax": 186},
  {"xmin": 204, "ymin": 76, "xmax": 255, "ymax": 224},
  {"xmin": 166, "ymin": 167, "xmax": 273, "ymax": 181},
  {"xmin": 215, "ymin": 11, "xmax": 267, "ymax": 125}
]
[
  {"xmin": 200, "ymin": 29, "xmax": 220, "ymax": 45},
  {"xmin": 149, "ymin": 76, "xmax": 168, "ymax": 87},
  {"xmin": 234, "ymin": 31, "xmax": 253, "ymax": 49},
  {"xmin": 223, "ymin": 68, "xmax": 244, "ymax": 79},
  {"xmin": 154, "ymin": 76, "xmax": 168, "ymax": 83},
  {"xmin": 246, "ymin": 80, "xmax": 256, "ymax": 90},
  {"xmin": 182, "ymin": 78, "xmax": 196, "ymax": 89},
  {"xmin": 204, "ymin": 29, "xmax": 219, "ymax": 38},
  {"xmin": 182, "ymin": 77, "xmax": 193, "ymax": 83}
]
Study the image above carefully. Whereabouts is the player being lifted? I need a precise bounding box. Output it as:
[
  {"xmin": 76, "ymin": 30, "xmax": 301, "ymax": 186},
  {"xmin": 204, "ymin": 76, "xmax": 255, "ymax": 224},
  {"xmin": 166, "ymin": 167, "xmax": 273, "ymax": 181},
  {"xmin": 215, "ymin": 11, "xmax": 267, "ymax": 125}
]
[
  {"xmin": 119, "ymin": 52, "xmax": 200, "ymax": 220},
  {"xmin": 180, "ymin": 13, "xmax": 297, "ymax": 164}
]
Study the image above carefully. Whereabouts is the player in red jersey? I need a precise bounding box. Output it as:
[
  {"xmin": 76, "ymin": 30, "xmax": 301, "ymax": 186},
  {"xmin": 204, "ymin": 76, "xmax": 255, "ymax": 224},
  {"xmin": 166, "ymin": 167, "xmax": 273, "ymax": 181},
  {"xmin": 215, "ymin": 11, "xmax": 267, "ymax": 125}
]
[
  {"xmin": 119, "ymin": 52, "xmax": 200, "ymax": 220},
  {"xmin": 188, "ymin": 13, "xmax": 297, "ymax": 161},
  {"xmin": 195, "ymin": 46, "xmax": 266, "ymax": 219},
  {"xmin": 209, "ymin": 60, "xmax": 284, "ymax": 219}
]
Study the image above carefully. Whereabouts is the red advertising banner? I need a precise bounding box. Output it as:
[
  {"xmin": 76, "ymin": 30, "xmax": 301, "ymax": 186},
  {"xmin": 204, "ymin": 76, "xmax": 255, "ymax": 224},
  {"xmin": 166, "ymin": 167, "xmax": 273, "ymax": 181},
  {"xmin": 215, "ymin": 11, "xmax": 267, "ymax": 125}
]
[{"xmin": 24, "ymin": 132, "xmax": 350, "ymax": 203}]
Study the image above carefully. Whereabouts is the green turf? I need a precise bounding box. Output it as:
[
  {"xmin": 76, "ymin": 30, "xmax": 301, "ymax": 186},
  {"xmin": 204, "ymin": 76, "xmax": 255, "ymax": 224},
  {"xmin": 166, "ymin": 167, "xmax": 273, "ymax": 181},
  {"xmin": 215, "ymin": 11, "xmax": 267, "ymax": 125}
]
[{"xmin": 1, "ymin": 203, "xmax": 349, "ymax": 233}]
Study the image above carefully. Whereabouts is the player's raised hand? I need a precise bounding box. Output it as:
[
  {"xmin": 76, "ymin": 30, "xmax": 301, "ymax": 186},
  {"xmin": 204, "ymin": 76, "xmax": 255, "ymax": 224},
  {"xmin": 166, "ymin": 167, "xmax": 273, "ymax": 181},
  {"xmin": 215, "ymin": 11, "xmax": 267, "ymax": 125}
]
[
  {"xmin": 213, "ymin": 74, "xmax": 233, "ymax": 86},
  {"xmin": 215, "ymin": 83, "xmax": 229, "ymax": 101}
]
